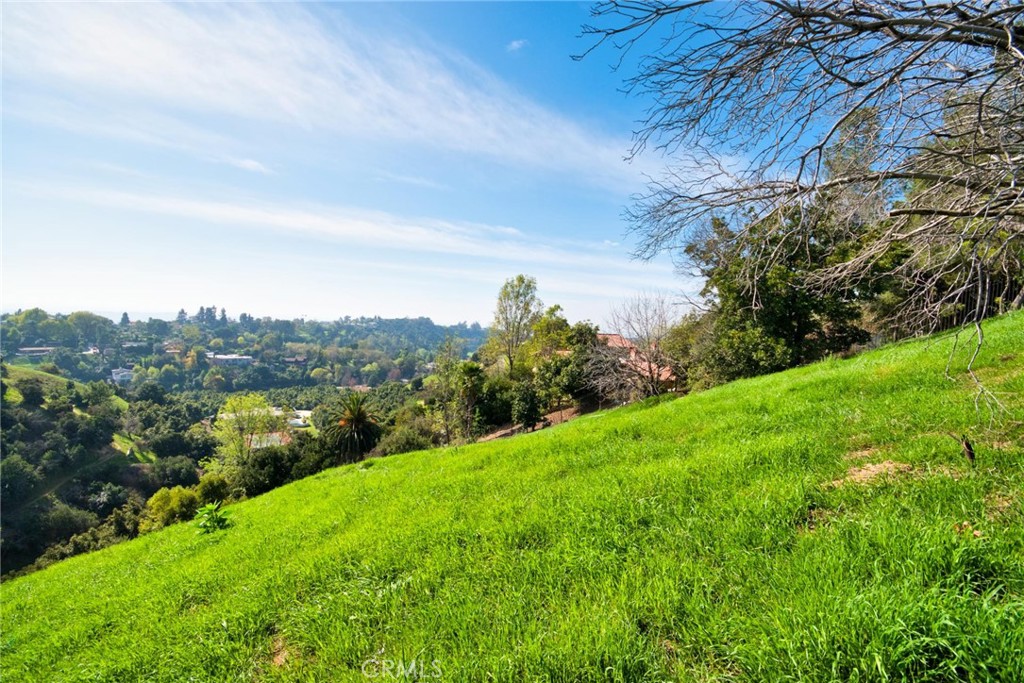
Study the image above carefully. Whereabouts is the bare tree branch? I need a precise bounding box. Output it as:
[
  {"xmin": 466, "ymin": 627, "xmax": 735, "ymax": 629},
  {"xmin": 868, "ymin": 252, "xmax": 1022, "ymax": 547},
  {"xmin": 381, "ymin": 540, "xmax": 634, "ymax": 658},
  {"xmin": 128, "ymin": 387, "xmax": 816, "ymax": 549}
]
[
  {"xmin": 586, "ymin": 293, "xmax": 680, "ymax": 401},
  {"xmin": 584, "ymin": 0, "xmax": 1024, "ymax": 335}
]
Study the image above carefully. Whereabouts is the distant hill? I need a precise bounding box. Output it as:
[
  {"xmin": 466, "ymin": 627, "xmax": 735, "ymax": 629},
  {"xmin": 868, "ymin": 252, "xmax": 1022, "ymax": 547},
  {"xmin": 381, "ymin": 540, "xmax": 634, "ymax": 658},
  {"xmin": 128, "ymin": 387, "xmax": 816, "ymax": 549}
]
[
  {"xmin": 2, "ymin": 313, "xmax": 1022, "ymax": 681},
  {"xmin": 1, "ymin": 309, "xmax": 489, "ymax": 391}
]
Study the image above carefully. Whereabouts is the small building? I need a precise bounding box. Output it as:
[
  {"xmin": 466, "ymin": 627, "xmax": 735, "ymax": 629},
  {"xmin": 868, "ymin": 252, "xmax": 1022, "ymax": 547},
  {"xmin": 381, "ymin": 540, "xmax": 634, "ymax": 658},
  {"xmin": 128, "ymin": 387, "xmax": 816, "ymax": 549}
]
[
  {"xmin": 16, "ymin": 347, "xmax": 55, "ymax": 357},
  {"xmin": 206, "ymin": 353, "xmax": 254, "ymax": 367},
  {"xmin": 596, "ymin": 333, "xmax": 677, "ymax": 392},
  {"xmin": 247, "ymin": 431, "xmax": 293, "ymax": 450},
  {"xmin": 111, "ymin": 368, "xmax": 134, "ymax": 385}
]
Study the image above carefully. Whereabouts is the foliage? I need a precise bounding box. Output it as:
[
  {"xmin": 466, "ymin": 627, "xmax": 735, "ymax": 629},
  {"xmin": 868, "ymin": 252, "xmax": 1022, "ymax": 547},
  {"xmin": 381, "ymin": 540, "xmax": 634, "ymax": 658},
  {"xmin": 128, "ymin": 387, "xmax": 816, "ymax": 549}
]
[
  {"xmin": 193, "ymin": 502, "xmax": 230, "ymax": 534},
  {"xmin": 0, "ymin": 455, "xmax": 42, "ymax": 509},
  {"xmin": 694, "ymin": 322, "xmax": 793, "ymax": 387},
  {"xmin": 0, "ymin": 374, "xmax": 128, "ymax": 573},
  {"xmin": 2, "ymin": 307, "xmax": 487, "ymax": 392},
  {"xmin": 371, "ymin": 426, "xmax": 432, "ymax": 457},
  {"xmin": 16, "ymin": 496, "xmax": 145, "ymax": 576},
  {"xmin": 12, "ymin": 378, "xmax": 44, "ymax": 408},
  {"xmin": 511, "ymin": 380, "xmax": 543, "ymax": 431},
  {"xmin": 285, "ymin": 431, "xmax": 336, "ymax": 481},
  {"xmin": 195, "ymin": 472, "xmax": 230, "ymax": 506},
  {"xmin": 320, "ymin": 392, "xmax": 382, "ymax": 463},
  {"xmin": 151, "ymin": 455, "xmax": 200, "ymax": 489},
  {"xmin": 142, "ymin": 486, "xmax": 199, "ymax": 531},
  {"xmin": 584, "ymin": 1, "xmax": 1024, "ymax": 333},
  {"xmin": 37, "ymin": 502, "xmax": 99, "ymax": 548},
  {"xmin": 210, "ymin": 393, "xmax": 282, "ymax": 481},
  {"xmin": 488, "ymin": 274, "xmax": 543, "ymax": 378},
  {"xmin": 234, "ymin": 446, "xmax": 301, "ymax": 497},
  {"xmin": 687, "ymin": 214, "xmax": 870, "ymax": 369},
  {"xmin": 475, "ymin": 375, "xmax": 515, "ymax": 429}
]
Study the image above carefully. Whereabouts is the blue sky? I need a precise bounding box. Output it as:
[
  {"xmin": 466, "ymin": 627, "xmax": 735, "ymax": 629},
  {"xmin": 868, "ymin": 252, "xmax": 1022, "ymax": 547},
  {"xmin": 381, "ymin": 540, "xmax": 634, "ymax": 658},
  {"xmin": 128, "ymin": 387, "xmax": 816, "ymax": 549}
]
[{"xmin": 2, "ymin": 1, "xmax": 697, "ymax": 326}]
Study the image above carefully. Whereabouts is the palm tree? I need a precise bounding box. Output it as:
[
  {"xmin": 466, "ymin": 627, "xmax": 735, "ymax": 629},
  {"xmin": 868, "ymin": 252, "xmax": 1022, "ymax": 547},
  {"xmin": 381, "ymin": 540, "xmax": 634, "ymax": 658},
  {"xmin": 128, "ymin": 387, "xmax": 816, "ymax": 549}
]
[{"xmin": 321, "ymin": 392, "xmax": 382, "ymax": 463}]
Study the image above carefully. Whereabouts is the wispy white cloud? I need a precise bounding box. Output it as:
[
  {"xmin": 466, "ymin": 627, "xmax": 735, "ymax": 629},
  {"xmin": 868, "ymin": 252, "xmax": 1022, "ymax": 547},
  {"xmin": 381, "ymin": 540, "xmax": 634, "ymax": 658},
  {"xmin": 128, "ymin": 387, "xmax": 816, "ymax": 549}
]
[
  {"xmin": 506, "ymin": 39, "xmax": 529, "ymax": 52},
  {"xmin": 2, "ymin": 91, "xmax": 234, "ymax": 156},
  {"xmin": 3, "ymin": 3, "xmax": 641, "ymax": 188},
  {"xmin": 374, "ymin": 171, "xmax": 448, "ymax": 191},
  {"xmin": 18, "ymin": 181, "xmax": 677, "ymax": 286},
  {"xmin": 227, "ymin": 158, "xmax": 273, "ymax": 175}
]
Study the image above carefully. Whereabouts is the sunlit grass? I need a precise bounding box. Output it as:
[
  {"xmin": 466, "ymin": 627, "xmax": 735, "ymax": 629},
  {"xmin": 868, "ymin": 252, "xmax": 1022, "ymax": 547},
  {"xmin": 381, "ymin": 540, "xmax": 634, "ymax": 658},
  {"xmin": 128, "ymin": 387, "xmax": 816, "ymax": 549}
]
[
  {"xmin": 110, "ymin": 432, "xmax": 157, "ymax": 463},
  {"xmin": 4, "ymin": 365, "xmax": 129, "ymax": 411},
  {"xmin": 2, "ymin": 313, "xmax": 1022, "ymax": 682}
]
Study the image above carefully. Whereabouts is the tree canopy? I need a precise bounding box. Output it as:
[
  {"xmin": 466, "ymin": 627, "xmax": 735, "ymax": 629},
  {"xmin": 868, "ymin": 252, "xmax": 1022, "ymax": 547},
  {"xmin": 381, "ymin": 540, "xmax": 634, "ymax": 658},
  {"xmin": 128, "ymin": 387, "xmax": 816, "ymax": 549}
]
[
  {"xmin": 585, "ymin": 0, "xmax": 1024, "ymax": 332},
  {"xmin": 489, "ymin": 275, "xmax": 543, "ymax": 377}
]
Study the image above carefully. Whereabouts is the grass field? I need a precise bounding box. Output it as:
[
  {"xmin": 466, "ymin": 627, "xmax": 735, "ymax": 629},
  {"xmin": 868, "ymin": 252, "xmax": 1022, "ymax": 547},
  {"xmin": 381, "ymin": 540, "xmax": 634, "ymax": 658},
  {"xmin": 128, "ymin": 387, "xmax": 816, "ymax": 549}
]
[
  {"xmin": 1, "ymin": 314, "xmax": 1022, "ymax": 682},
  {"xmin": 3, "ymin": 365, "xmax": 129, "ymax": 411}
]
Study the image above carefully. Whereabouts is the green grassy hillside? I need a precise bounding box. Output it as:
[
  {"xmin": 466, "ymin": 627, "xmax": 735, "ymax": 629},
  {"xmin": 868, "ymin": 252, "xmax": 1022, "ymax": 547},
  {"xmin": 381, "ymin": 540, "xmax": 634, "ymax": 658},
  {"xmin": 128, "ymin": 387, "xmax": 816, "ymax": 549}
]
[
  {"xmin": 2, "ymin": 314, "xmax": 1022, "ymax": 682},
  {"xmin": 4, "ymin": 365, "xmax": 129, "ymax": 411},
  {"xmin": 4, "ymin": 364, "xmax": 148, "ymax": 466}
]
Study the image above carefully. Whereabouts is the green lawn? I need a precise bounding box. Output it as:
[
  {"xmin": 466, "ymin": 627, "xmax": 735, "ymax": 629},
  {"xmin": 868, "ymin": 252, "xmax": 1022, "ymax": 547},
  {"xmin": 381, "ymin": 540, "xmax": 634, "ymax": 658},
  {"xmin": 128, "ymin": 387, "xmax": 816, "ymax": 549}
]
[{"xmin": 2, "ymin": 314, "xmax": 1022, "ymax": 682}]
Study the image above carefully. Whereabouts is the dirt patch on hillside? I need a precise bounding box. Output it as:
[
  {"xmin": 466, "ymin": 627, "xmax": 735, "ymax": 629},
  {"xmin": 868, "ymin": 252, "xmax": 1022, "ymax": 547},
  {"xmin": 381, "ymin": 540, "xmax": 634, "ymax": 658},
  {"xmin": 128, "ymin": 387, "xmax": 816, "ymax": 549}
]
[
  {"xmin": 798, "ymin": 506, "xmax": 835, "ymax": 534},
  {"xmin": 545, "ymin": 406, "xmax": 580, "ymax": 426},
  {"xmin": 844, "ymin": 447, "xmax": 878, "ymax": 461},
  {"xmin": 830, "ymin": 460, "xmax": 913, "ymax": 487},
  {"xmin": 270, "ymin": 636, "xmax": 290, "ymax": 667},
  {"xmin": 477, "ymin": 407, "xmax": 582, "ymax": 443},
  {"xmin": 986, "ymin": 492, "xmax": 1018, "ymax": 520}
]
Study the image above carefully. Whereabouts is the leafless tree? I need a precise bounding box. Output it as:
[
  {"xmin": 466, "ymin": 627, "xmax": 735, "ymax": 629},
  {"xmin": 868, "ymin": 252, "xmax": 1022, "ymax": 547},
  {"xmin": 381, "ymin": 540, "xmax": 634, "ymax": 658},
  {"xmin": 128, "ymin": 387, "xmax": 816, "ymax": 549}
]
[
  {"xmin": 582, "ymin": 1, "xmax": 1024, "ymax": 335},
  {"xmin": 587, "ymin": 292, "xmax": 680, "ymax": 402}
]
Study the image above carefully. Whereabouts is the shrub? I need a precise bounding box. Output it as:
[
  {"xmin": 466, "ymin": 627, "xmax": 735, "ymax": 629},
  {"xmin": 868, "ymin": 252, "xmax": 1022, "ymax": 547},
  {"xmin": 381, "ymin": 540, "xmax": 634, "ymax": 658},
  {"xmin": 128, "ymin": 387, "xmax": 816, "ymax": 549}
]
[
  {"xmin": 39, "ymin": 502, "xmax": 99, "ymax": 547},
  {"xmin": 196, "ymin": 472, "xmax": 230, "ymax": 505},
  {"xmin": 478, "ymin": 376, "xmax": 515, "ymax": 428},
  {"xmin": 13, "ymin": 378, "xmax": 44, "ymax": 408},
  {"xmin": 1, "ymin": 455, "xmax": 42, "ymax": 508},
  {"xmin": 85, "ymin": 482, "xmax": 131, "ymax": 517},
  {"xmin": 235, "ymin": 445, "xmax": 300, "ymax": 497},
  {"xmin": 372, "ymin": 426, "xmax": 432, "ymax": 456},
  {"xmin": 511, "ymin": 381, "xmax": 543, "ymax": 431},
  {"xmin": 143, "ymin": 485, "xmax": 199, "ymax": 531}
]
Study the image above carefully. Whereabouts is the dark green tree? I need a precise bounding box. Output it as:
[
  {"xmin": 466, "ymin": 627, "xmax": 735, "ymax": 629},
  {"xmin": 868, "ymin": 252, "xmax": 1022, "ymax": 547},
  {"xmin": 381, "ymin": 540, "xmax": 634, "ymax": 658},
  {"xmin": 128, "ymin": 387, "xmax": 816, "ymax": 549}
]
[
  {"xmin": 511, "ymin": 380, "xmax": 543, "ymax": 432},
  {"xmin": 13, "ymin": 378, "xmax": 45, "ymax": 408},
  {"xmin": 683, "ymin": 213, "xmax": 869, "ymax": 385}
]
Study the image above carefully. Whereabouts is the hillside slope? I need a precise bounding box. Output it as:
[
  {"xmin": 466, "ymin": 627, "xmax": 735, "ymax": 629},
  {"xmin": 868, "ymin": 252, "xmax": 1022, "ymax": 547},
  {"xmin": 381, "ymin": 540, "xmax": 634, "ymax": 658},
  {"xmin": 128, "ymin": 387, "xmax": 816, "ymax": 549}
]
[
  {"xmin": 4, "ymin": 366, "xmax": 129, "ymax": 411},
  {"xmin": 2, "ymin": 314, "xmax": 1023, "ymax": 682}
]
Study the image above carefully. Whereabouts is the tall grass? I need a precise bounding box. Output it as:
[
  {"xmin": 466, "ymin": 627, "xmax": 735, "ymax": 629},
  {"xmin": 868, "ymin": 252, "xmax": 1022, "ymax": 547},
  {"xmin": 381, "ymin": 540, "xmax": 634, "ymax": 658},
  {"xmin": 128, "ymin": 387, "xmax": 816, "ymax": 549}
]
[{"xmin": 2, "ymin": 314, "xmax": 1022, "ymax": 682}]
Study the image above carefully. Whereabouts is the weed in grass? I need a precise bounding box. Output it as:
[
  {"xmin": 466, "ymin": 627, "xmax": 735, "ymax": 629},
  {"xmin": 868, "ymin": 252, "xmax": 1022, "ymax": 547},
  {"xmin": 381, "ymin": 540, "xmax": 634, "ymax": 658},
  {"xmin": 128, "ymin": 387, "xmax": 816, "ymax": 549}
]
[{"xmin": 193, "ymin": 502, "xmax": 230, "ymax": 534}]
